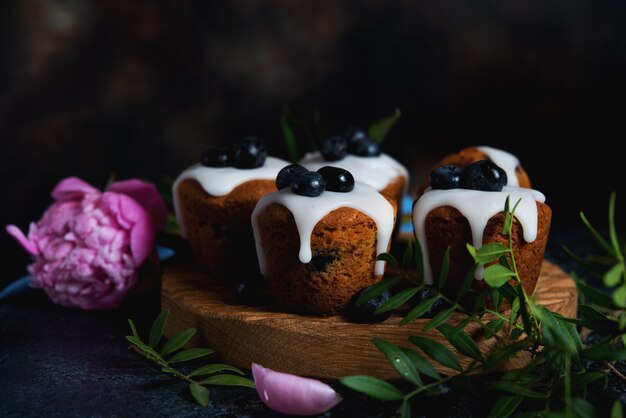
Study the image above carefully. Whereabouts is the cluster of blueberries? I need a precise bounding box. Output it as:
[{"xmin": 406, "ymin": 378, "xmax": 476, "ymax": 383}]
[
  {"xmin": 321, "ymin": 127, "xmax": 381, "ymax": 161},
  {"xmin": 430, "ymin": 160, "xmax": 508, "ymax": 192},
  {"xmin": 276, "ymin": 164, "xmax": 355, "ymax": 197},
  {"xmin": 201, "ymin": 136, "xmax": 268, "ymax": 169}
]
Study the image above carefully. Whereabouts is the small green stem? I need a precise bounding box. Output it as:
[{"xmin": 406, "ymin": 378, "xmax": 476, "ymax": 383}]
[{"xmin": 130, "ymin": 345, "xmax": 196, "ymax": 384}]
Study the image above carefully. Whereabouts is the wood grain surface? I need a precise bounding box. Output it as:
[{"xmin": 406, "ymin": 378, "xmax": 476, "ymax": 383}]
[{"xmin": 162, "ymin": 260, "xmax": 577, "ymax": 380}]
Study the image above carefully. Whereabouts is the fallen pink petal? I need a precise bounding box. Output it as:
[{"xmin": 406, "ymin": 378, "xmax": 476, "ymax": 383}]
[{"xmin": 252, "ymin": 363, "xmax": 342, "ymax": 416}]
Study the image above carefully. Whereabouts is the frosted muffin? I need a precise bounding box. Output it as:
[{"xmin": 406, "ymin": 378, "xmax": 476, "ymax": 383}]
[
  {"xmin": 252, "ymin": 165, "xmax": 397, "ymax": 315},
  {"xmin": 413, "ymin": 160, "xmax": 550, "ymax": 300},
  {"xmin": 173, "ymin": 137, "xmax": 289, "ymax": 281}
]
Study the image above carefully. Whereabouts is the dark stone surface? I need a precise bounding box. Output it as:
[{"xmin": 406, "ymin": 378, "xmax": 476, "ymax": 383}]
[{"xmin": 1, "ymin": 228, "xmax": 624, "ymax": 417}]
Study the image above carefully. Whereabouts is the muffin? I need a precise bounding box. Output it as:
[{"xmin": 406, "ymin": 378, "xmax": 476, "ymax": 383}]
[
  {"xmin": 299, "ymin": 128, "xmax": 409, "ymax": 210},
  {"xmin": 418, "ymin": 146, "xmax": 531, "ymax": 195},
  {"xmin": 252, "ymin": 165, "xmax": 397, "ymax": 315},
  {"xmin": 413, "ymin": 160, "xmax": 550, "ymax": 300},
  {"xmin": 173, "ymin": 137, "xmax": 289, "ymax": 281}
]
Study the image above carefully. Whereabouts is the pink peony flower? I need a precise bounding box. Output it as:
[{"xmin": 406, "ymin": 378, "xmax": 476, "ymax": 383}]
[
  {"xmin": 6, "ymin": 177, "xmax": 167, "ymax": 310},
  {"xmin": 252, "ymin": 363, "xmax": 342, "ymax": 416}
]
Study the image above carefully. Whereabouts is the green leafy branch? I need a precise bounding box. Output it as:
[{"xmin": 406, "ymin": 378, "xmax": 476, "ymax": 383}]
[
  {"xmin": 126, "ymin": 309, "xmax": 255, "ymax": 407},
  {"xmin": 342, "ymin": 195, "xmax": 626, "ymax": 418}
]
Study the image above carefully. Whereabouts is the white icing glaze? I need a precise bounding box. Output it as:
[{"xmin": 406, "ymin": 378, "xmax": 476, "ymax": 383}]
[
  {"xmin": 251, "ymin": 182, "xmax": 395, "ymax": 276},
  {"xmin": 476, "ymin": 146, "xmax": 521, "ymax": 187},
  {"xmin": 173, "ymin": 156, "xmax": 289, "ymax": 237},
  {"xmin": 412, "ymin": 186, "xmax": 546, "ymax": 284},
  {"xmin": 299, "ymin": 152, "xmax": 409, "ymax": 193}
]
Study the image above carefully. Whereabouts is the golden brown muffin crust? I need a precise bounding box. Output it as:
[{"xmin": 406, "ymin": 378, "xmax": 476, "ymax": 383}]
[
  {"xmin": 424, "ymin": 201, "xmax": 551, "ymax": 300},
  {"xmin": 256, "ymin": 197, "xmax": 397, "ymax": 315},
  {"xmin": 177, "ymin": 178, "xmax": 277, "ymax": 281}
]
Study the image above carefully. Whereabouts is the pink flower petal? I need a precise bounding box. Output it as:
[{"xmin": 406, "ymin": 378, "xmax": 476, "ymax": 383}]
[
  {"xmin": 107, "ymin": 179, "xmax": 167, "ymax": 231},
  {"xmin": 103, "ymin": 192, "xmax": 154, "ymax": 266},
  {"xmin": 51, "ymin": 177, "xmax": 99, "ymax": 200},
  {"xmin": 6, "ymin": 225, "xmax": 39, "ymax": 255},
  {"xmin": 252, "ymin": 363, "xmax": 342, "ymax": 416}
]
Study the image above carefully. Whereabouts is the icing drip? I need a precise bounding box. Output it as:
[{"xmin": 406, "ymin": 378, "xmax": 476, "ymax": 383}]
[
  {"xmin": 299, "ymin": 152, "xmax": 409, "ymax": 193},
  {"xmin": 476, "ymin": 146, "xmax": 521, "ymax": 187},
  {"xmin": 172, "ymin": 156, "xmax": 289, "ymax": 237},
  {"xmin": 412, "ymin": 186, "xmax": 546, "ymax": 284},
  {"xmin": 251, "ymin": 182, "xmax": 395, "ymax": 276}
]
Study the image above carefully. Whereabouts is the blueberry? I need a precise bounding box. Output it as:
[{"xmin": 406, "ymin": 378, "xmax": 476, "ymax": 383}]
[
  {"xmin": 430, "ymin": 165, "xmax": 464, "ymax": 190},
  {"xmin": 413, "ymin": 286, "xmax": 452, "ymax": 318},
  {"xmin": 349, "ymin": 137, "xmax": 381, "ymax": 157},
  {"xmin": 462, "ymin": 160, "xmax": 507, "ymax": 192},
  {"xmin": 321, "ymin": 135, "xmax": 348, "ymax": 161},
  {"xmin": 233, "ymin": 136, "xmax": 267, "ymax": 169},
  {"xmin": 291, "ymin": 171, "xmax": 326, "ymax": 197},
  {"xmin": 343, "ymin": 127, "xmax": 368, "ymax": 144},
  {"xmin": 201, "ymin": 148, "xmax": 233, "ymax": 167},
  {"xmin": 276, "ymin": 164, "xmax": 308, "ymax": 189},
  {"xmin": 317, "ymin": 166, "xmax": 354, "ymax": 193},
  {"xmin": 344, "ymin": 286, "xmax": 393, "ymax": 324}
]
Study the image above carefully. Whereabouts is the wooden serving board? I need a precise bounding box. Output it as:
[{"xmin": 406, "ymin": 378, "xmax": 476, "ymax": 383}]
[{"xmin": 162, "ymin": 260, "xmax": 577, "ymax": 380}]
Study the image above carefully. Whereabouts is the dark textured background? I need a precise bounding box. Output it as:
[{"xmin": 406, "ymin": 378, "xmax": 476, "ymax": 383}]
[{"xmin": 2, "ymin": 1, "xmax": 626, "ymax": 282}]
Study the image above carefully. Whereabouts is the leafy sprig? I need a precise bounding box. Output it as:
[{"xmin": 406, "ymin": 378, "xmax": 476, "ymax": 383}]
[
  {"xmin": 126, "ymin": 309, "xmax": 255, "ymax": 407},
  {"xmin": 342, "ymin": 195, "xmax": 626, "ymax": 418}
]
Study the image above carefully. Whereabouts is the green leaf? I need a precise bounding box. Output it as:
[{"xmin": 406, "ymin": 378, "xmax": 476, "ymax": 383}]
[
  {"xmin": 368, "ymin": 107, "xmax": 401, "ymax": 143},
  {"xmin": 488, "ymin": 381, "xmax": 546, "ymax": 398},
  {"xmin": 579, "ymin": 304, "xmax": 609, "ymax": 320},
  {"xmin": 612, "ymin": 400, "xmax": 624, "ymax": 418},
  {"xmin": 484, "ymin": 265, "xmax": 514, "ymax": 288},
  {"xmin": 473, "ymin": 243, "xmax": 510, "ymax": 266},
  {"xmin": 402, "ymin": 240, "xmax": 414, "ymax": 269},
  {"xmin": 401, "ymin": 348, "xmax": 441, "ymax": 379},
  {"xmin": 492, "ymin": 288, "xmax": 503, "ymax": 311},
  {"xmin": 399, "ymin": 399, "xmax": 411, "ymax": 418},
  {"xmin": 584, "ymin": 343, "xmax": 626, "ymax": 361},
  {"xmin": 128, "ymin": 319, "xmax": 139, "ymax": 339},
  {"xmin": 575, "ymin": 274, "xmax": 618, "ymax": 309},
  {"xmin": 608, "ymin": 192, "xmax": 622, "ymax": 259},
  {"xmin": 580, "ymin": 211, "xmax": 617, "ymax": 258},
  {"xmin": 488, "ymin": 395, "xmax": 523, "ymax": 418},
  {"xmin": 376, "ymin": 252, "xmax": 399, "ymax": 269},
  {"xmin": 187, "ymin": 363, "xmax": 245, "ymax": 378},
  {"xmin": 456, "ymin": 265, "xmax": 477, "ymax": 301},
  {"xmin": 400, "ymin": 297, "xmax": 438, "ymax": 326},
  {"xmin": 438, "ymin": 323, "xmax": 483, "ymax": 361},
  {"xmin": 372, "ymin": 339, "xmax": 422, "ymax": 385},
  {"xmin": 484, "ymin": 319, "xmax": 505, "ymax": 339},
  {"xmin": 530, "ymin": 305, "xmax": 576, "ymax": 355},
  {"xmin": 414, "ymin": 236, "xmax": 424, "ymax": 279},
  {"xmin": 341, "ymin": 375, "xmax": 404, "ymax": 401},
  {"xmin": 410, "ymin": 336, "xmax": 462, "ymax": 371},
  {"xmin": 374, "ymin": 287, "xmax": 420, "ymax": 315},
  {"xmin": 502, "ymin": 196, "xmax": 512, "ymax": 235},
  {"xmin": 168, "ymin": 348, "xmax": 214, "ymax": 364},
  {"xmin": 604, "ymin": 264, "xmax": 623, "ymax": 288},
  {"xmin": 571, "ymin": 397, "xmax": 596, "ymax": 418},
  {"xmin": 160, "ymin": 328, "xmax": 197, "ymax": 357},
  {"xmin": 125, "ymin": 336, "xmax": 160, "ymax": 357},
  {"xmin": 613, "ymin": 284, "xmax": 626, "ymax": 308},
  {"xmin": 484, "ymin": 340, "xmax": 528, "ymax": 369},
  {"xmin": 563, "ymin": 246, "xmax": 604, "ymax": 279},
  {"xmin": 200, "ymin": 374, "xmax": 256, "ymax": 388},
  {"xmin": 149, "ymin": 309, "xmax": 169, "ymax": 348},
  {"xmin": 423, "ymin": 307, "xmax": 455, "ymax": 332},
  {"xmin": 189, "ymin": 382, "xmax": 209, "ymax": 407},
  {"xmin": 571, "ymin": 371, "xmax": 608, "ymax": 393},
  {"xmin": 509, "ymin": 297, "xmax": 521, "ymax": 325},
  {"xmin": 356, "ymin": 276, "xmax": 403, "ymax": 307},
  {"xmin": 281, "ymin": 107, "xmax": 299, "ymax": 163},
  {"xmin": 438, "ymin": 247, "xmax": 451, "ymax": 290}
]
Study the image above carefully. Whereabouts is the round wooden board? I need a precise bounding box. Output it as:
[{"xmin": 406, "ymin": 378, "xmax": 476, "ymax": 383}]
[{"xmin": 162, "ymin": 260, "xmax": 577, "ymax": 380}]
